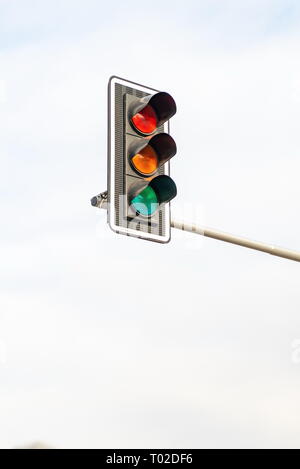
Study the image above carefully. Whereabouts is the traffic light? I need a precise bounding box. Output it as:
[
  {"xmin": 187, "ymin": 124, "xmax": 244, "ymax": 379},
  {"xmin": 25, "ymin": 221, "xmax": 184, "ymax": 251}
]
[{"xmin": 107, "ymin": 76, "xmax": 177, "ymax": 243}]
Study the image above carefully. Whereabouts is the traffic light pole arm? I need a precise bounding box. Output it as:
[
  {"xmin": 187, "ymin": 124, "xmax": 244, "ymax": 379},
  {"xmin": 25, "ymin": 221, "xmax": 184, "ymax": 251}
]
[
  {"xmin": 171, "ymin": 219, "xmax": 300, "ymax": 263},
  {"xmin": 90, "ymin": 192, "xmax": 300, "ymax": 262}
]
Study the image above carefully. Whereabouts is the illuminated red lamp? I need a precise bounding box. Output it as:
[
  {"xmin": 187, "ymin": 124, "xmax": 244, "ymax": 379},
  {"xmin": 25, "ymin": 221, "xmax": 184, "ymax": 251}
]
[
  {"xmin": 130, "ymin": 92, "xmax": 176, "ymax": 136},
  {"xmin": 131, "ymin": 105, "xmax": 157, "ymax": 135}
]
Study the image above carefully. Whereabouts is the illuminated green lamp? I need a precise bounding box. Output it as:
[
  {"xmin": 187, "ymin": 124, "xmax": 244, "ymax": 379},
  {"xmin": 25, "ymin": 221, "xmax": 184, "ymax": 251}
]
[{"xmin": 130, "ymin": 175, "xmax": 177, "ymax": 217}]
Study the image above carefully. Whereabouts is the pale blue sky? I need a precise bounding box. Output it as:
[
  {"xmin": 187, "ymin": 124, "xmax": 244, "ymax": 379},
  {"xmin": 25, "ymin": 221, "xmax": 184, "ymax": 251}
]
[
  {"xmin": 1, "ymin": 0, "xmax": 300, "ymax": 50},
  {"xmin": 0, "ymin": 0, "xmax": 300, "ymax": 449}
]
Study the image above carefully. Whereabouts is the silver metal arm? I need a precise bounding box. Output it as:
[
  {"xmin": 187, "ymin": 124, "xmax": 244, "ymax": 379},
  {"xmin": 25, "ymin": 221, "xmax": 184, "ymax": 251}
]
[
  {"xmin": 171, "ymin": 219, "xmax": 300, "ymax": 263},
  {"xmin": 90, "ymin": 192, "xmax": 300, "ymax": 262}
]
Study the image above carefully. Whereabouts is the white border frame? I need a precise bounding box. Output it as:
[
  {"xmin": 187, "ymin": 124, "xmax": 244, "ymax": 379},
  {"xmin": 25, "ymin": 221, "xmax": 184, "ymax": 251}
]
[{"xmin": 108, "ymin": 76, "xmax": 171, "ymax": 243}]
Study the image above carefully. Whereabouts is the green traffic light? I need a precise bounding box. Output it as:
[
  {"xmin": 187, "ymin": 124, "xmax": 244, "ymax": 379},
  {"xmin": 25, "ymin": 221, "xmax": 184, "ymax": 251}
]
[
  {"xmin": 130, "ymin": 175, "xmax": 177, "ymax": 217},
  {"xmin": 130, "ymin": 185, "xmax": 159, "ymax": 216}
]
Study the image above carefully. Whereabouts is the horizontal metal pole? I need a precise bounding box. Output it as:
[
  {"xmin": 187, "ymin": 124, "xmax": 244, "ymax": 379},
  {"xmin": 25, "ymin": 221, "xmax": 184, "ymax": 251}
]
[
  {"xmin": 171, "ymin": 219, "xmax": 300, "ymax": 263},
  {"xmin": 90, "ymin": 192, "xmax": 299, "ymax": 263}
]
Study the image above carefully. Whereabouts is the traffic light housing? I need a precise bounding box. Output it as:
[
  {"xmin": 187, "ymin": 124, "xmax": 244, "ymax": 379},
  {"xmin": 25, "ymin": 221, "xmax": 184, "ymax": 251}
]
[{"xmin": 107, "ymin": 76, "xmax": 177, "ymax": 243}]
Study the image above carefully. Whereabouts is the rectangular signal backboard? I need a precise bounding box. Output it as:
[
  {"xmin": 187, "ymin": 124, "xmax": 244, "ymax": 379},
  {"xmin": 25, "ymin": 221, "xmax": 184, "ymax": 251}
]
[{"xmin": 107, "ymin": 76, "xmax": 171, "ymax": 243}]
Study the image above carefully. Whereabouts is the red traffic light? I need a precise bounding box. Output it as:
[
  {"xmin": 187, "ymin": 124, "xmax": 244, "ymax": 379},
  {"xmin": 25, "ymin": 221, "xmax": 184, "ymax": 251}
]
[
  {"xmin": 130, "ymin": 92, "xmax": 176, "ymax": 135},
  {"xmin": 131, "ymin": 104, "xmax": 157, "ymax": 134}
]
